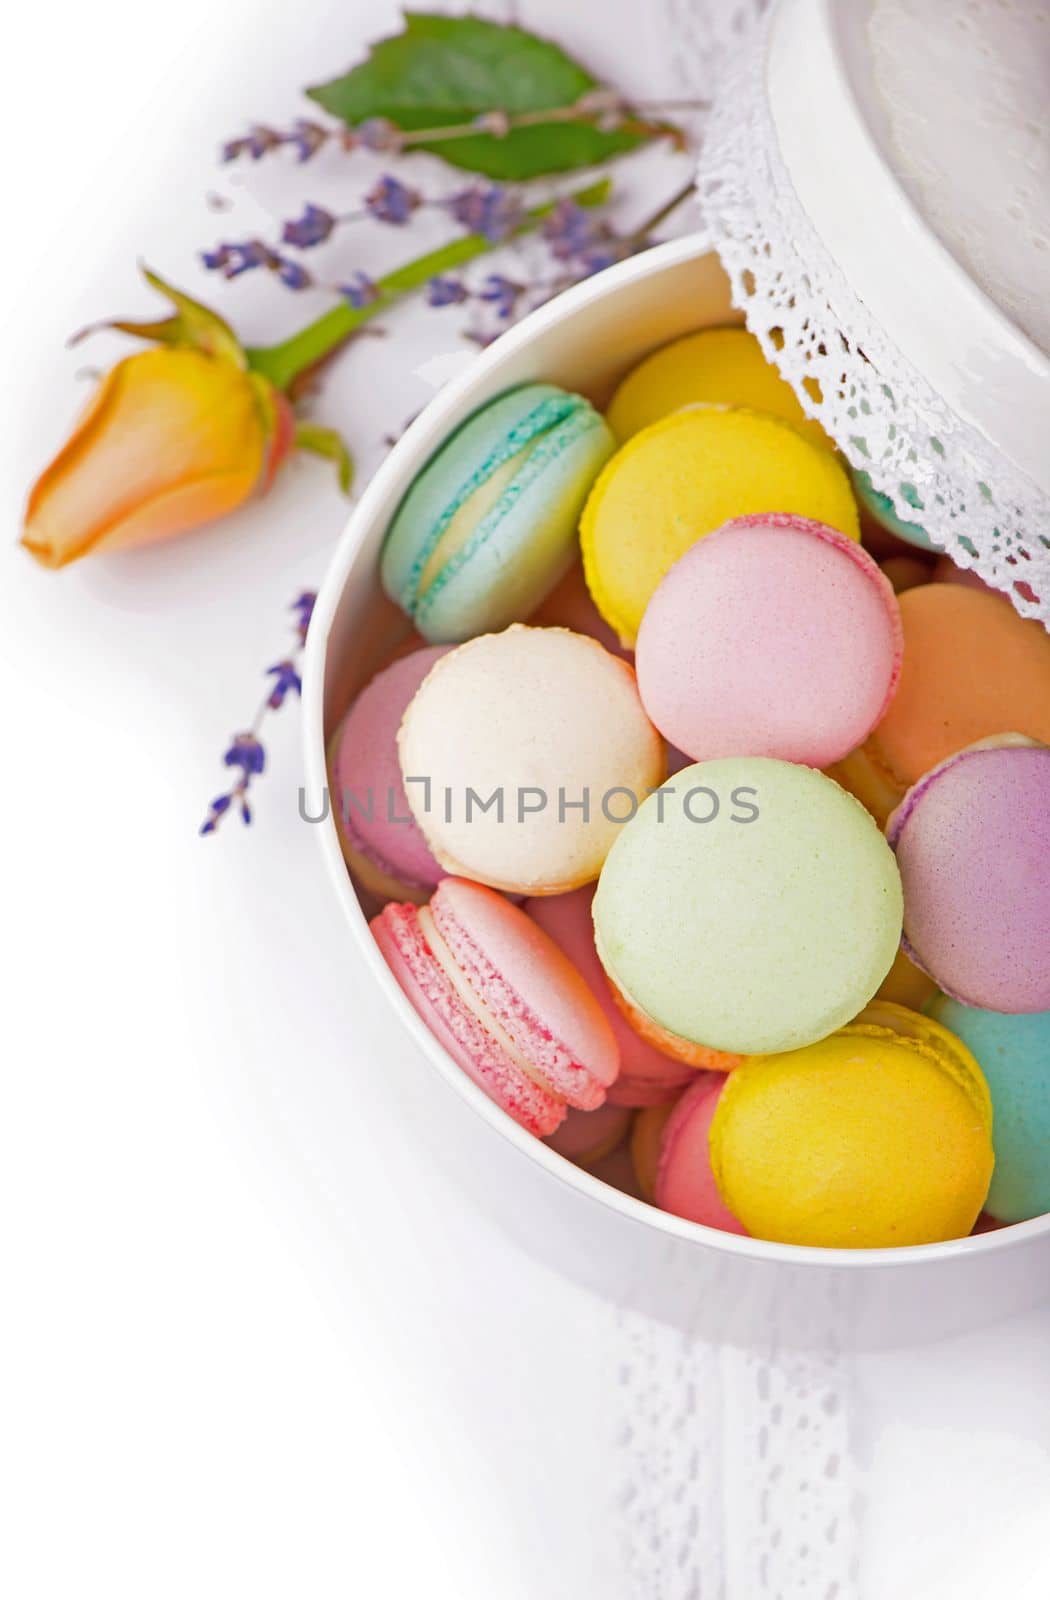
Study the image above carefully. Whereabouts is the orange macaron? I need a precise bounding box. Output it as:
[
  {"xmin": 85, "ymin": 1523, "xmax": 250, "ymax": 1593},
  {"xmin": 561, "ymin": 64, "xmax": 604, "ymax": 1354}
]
[{"xmin": 830, "ymin": 585, "xmax": 1050, "ymax": 822}]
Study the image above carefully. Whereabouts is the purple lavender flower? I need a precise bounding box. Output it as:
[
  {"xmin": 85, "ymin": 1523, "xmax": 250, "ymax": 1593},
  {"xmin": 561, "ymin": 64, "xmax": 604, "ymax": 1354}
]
[
  {"xmin": 202, "ymin": 239, "xmax": 280, "ymax": 279},
  {"xmin": 201, "ymin": 592, "xmax": 317, "ymax": 836},
  {"xmin": 224, "ymin": 733, "xmax": 266, "ymax": 777},
  {"xmin": 201, "ymin": 244, "xmax": 234, "ymax": 272},
  {"xmin": 364, "ymin": 175, "xmax": 421, "ymax": 225},
  {"xmin": 542, "ymin": 199, "xmax": 594, "ymax": 262},
  {"xmin": 276, "ymin": 258, "xmax": 312, "ymax": 290},
  {"xmin": 282, "ymin": 203, "xmax": 336, "ymax": 249},
  {"xmin": 477, "ymin": 273, "xmax": 522, "ymax": 320},
  {"xmin": 445, "ymin": 185, "xmax": 523, "ymax": 243},
  {"xmin": 339, "ymin": 271, "xmax": 380, "ymax": 310},
  {"xmin": 425, "ymin": 275, "xmax": 469, "ymax": 308},
  {"xmin": 246, "ymin": 124, "xmax": 281, "ymax": 161},
  {"xmin": 291, "ymin": 591, "xmax": 316, "ymax": 644},
  {"xmin": 266, "ymin": 660, "xmax": 302, "ymax": 709},
  {"xmin": 286, "ymin": 119, "xmax": 328, "ymax": 162},
  {"xmin": 357, "ymin": 117, "xmax": 402, "ymax": 153}
]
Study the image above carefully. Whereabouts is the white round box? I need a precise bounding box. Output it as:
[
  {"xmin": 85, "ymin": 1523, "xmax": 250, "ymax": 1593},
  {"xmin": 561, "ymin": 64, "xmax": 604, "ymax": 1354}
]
[{"xmin": 302, "ymin": 235, "xmax": 1050, "ymax": 1350}]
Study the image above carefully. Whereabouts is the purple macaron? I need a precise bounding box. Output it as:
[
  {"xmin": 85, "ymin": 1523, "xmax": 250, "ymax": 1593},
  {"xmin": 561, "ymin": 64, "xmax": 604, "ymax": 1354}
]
[{"xmin": 887, "ymin": 738, "xmax": 1050, "ymax": 1012}]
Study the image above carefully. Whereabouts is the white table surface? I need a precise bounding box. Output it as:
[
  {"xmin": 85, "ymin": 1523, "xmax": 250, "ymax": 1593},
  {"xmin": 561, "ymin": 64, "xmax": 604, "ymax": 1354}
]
[{"xmin": 3, "ymin": 2, "xmax": 1049, "ymax": 1595}]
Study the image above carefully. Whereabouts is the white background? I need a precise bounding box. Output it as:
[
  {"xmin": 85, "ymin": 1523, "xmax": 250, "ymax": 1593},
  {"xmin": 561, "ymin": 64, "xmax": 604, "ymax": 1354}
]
[{"xmin": 3, "ymin": 2, "xmax": 1049, "ymax": 1596}]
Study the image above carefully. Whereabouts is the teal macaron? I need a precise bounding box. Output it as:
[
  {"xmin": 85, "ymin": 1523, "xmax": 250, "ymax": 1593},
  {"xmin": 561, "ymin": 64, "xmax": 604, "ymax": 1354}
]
[
  {"xmin": 851, "ymin": 467, "xmax": 938, "ymax": 551},
  {"xmin": 927, "ymin": 996, "xmax": 1050, "ymax": 1223},
  {"xmin": 381, "ymin": 383, "xmax": 615, "ymax": 643}
]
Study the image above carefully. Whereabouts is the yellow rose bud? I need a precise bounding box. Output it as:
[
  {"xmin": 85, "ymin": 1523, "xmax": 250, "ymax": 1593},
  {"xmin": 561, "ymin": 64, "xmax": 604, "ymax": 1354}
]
[{"xmin": 22, "ymin": 347, "xmax": 290, "ymax": 569}]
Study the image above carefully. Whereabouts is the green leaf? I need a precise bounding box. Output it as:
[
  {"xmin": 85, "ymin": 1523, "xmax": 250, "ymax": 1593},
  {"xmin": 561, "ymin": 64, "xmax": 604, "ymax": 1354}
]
[
  {"xmin": 69, "ymin": 266, "xmax": 246, "ymax": 367},
  {"xmin": 306, "ymin": 12, "xmax": 648, "ymax": 179},
  {"xmin": 294, "ymin": 422, "xmax": 354, "ymax": 493}
]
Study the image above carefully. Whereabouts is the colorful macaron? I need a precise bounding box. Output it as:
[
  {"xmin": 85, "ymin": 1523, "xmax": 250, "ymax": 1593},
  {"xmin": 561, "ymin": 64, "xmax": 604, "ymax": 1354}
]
[
  {"xmin": 381, "ymin": 383, "xmax": 614, "ymax": 643},
  {"xmin": 329, "ymin": 645, "xmax": 450, "ymax": 902},
  {"xmin": 927, "ymin": 996, "xmax": 1050, "ymax": 1224},
  {"xmin": 398, "ymin": 625, "xmax": 665, "ymax": 895},
  {"xmin": 653, "ymin": 1074, "xmax": 748, "ymax": 1234},
  {"xmin": 606, "ymin": 326, "xmax": 830, "ymax": 449},
  {"xmin": 525, "ymin": 887, "xmax": 697, "ymax": 1106},
  {"xmin": 371, "ymin": 877, "xmax": 619, "ymax": 1137},
  {"xmin": 580, "ymin": 405, "xmax": 859, "ymax": 644},
  {"xmin": 887, "ymin": 738, "xmax": 1050, "ymax": 1012},
  {"xmin": 635, "ymin": 515, "xmax": 902, "ymax": 767},
  {"xmin": 593, "ymin": 758, "xmax": 902, "ymax": 1056},
  {"xmin": 851, "ymin": 468, "xmax": 935, "ymax": 550},
  {"xmin": 545, "ymin": 1101, "xmax": 633, "ymax": 1166},
  {"xmin": 709, "ymin": 1002, "xmax": 995, "ymax": 1248},
  {"xmin": 630, "ymin": 1101, "xmax": 677, "ymax": 1202},
  {"xmin": 830, "ymin": 584, "xmax": 1050, "ymax": 822}
]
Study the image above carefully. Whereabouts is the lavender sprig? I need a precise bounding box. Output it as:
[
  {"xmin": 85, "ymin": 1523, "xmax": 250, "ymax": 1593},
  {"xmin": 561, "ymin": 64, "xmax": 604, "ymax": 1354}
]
[
  {"xmin": 204, "ymin": 179, "xmax": 535, "ymax": 296},
  {"xmin": 200, "ymin": 592, "xmax": 316, "ymax": 835},
  {"xmin": 219, "ymin": 93, "xmax": 705, "ymax": 165}
]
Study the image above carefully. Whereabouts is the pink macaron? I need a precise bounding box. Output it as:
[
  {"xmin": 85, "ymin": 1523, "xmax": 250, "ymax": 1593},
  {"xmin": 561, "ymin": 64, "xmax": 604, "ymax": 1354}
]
[
  {"xmin": 654, "ymin": 1074, "xmax": 748, "ymax": 1234},
  {"xmin": 330, "ymin": 645, "xmax": 450, "ymax": 902},
  {"xmin": 635, "ymin": 514, "xmax": 903, "ymax": 767},
  {"xmin": 525, "ymin": 887, "xmax": 697, "ymax": 1106},
  {"xmin": 372, "ymin": 878, "xmax": 620, "ymax": 1136},
  {"xmin": 887, "ymin": 739, "xmax": 1050, "ymax": 1012},
  {"xmin": 545, "ymin": 1101, "xmax": 633, "ymax": 1165}
]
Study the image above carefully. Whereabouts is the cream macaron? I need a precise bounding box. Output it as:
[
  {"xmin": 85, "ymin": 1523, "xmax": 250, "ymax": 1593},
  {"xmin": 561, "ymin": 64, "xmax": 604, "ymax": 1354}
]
[{"xmin": 397, "ymin": 625, "xmax": 665, "ymax": 896}]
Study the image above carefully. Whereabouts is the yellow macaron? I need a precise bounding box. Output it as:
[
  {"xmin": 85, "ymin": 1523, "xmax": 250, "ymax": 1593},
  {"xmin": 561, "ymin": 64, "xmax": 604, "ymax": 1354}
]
[
  {"xmin": 709, "ymin": 1002, "xmax": 994, "ymax": 1249},
  {"xmin": 607, "ymin": 326, "xmax": 831, "ymax": 449},
  {"xmin": 580, "ymin": 406, "xmax": 859, "ymax": 645}
]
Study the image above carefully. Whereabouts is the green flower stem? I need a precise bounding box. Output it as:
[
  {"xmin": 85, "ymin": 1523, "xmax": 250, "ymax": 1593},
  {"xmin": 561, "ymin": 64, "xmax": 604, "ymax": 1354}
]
[{"xmin": 245, "ymin": 178, "xmax": 611, "ymax": 392}]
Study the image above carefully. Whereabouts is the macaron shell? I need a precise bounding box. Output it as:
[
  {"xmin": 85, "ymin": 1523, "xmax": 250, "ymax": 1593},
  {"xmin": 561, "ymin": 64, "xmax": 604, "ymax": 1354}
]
[
  {"xmin": 608, "ymin": 978, "xmax": 744, "ymax": 1072},
  {"xmin": 927, "ymin": 996, "xmax": 1050, "ymax": 1223},
  {"xmin": 851, "ymin": 468, "xmax": 935, "ymax": 549},
  {"xmin": 580, "ymin": 406, "xmax": 860, "ymax": 644},
  {"xmin": 874, "ymin": 946, "xmax": 938, "ymax": 1012},
  {"xmin": 430, "ymin": 877, "xmax": 619, "ymax": 1107},
  {"xmin": 606, "ymin": 326, "xmax": 831, "ymax": 448},
  {"xmin": 545, "ymin": 1101, "xmax": 632, "ymax": 1166},
  {"xmin": 381, "ymin": 384, "xmax": 613, "ymax": 644},
  {"xmin": 399, "ymin": 625, "xmax": 665, "ymax": 895},
  {"xmin": 382, "ymin": 385, "xmax": 572, "ymax": 608},
  {"xmin": 881, "ymin": 554, "xmax": 933, "ymax": 594},
  {"xmin": 865, "ymin": 585, "xmax": 1050, "ymax": 791},
  {"xmin": 525, "ymin": 887, "xmax": 696, "ymax": 1106},
  {"xmin": 635, "ymin": 515, "xmax": 902, "ymax": 767},
  {"xmin": 371, "ymin": 899, "xmax": 566, "ymax": 1136},
  {"xmin": 709, "ymin": 1019, "xmax": 994, "ymax": 1248},
  {"xmin": 631, "ymin": 1101, "xmax": 677, "ymax": 1201},
  {"xmin": 330, "ymin": 646, "xmax": 450, "ymax": 898},
  {"xmin": 887, "ymin": 742, "xmax": 1050, "ymax": 1012},
  {"xmin": 655, "ymin": 1075, "xmax": 748, "ymax": 1233},
  {"xmin": 593, "ymin": 759, "xmax": 903, "ymax": 1056},
  {"xmin": 529, "ymin": 559, "xmax": 630, "ymax": 660}
]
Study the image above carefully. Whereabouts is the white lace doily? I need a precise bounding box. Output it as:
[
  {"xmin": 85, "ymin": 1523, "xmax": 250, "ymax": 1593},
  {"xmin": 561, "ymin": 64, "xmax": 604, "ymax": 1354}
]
[
  {"xmin": 616, "ymin": 1309, "xmax": 856, "ymax": 1600},
  {"xmin": 695, "ymin": 6, "xmax": 1050, "ymax": 625}
]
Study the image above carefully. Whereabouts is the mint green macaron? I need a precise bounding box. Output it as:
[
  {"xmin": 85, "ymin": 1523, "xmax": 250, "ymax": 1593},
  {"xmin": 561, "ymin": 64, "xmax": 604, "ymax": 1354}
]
[
  {"xmin": 381, "ymin": 383, "xmax": 614, "ymax": 644},
  {"xmin": 593, "ymin": 758, "xmax": 904, "ymax": 1056}
]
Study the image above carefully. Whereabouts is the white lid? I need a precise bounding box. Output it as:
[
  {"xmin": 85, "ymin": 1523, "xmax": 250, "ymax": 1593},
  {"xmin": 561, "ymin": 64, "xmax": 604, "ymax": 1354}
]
[
  {"xmin": 766, "ymin": 0, "xmax": 1050, "ymax": 492},
  {"xmin": 697, "ymin": 0, "xmax": 1050, "ymax": 622}
]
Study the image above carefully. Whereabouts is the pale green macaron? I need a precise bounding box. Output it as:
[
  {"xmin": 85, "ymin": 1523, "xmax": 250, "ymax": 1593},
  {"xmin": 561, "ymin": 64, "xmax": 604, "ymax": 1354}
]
[
  {"xmin": 593, "ymin": 758, "xmax": 904, "ymax": 1056},
  {"xmin": 381, "ymin": 383, "xmax": 615, "ymax": 643}
]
